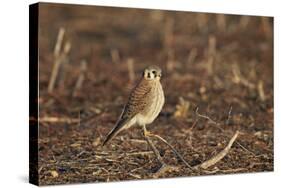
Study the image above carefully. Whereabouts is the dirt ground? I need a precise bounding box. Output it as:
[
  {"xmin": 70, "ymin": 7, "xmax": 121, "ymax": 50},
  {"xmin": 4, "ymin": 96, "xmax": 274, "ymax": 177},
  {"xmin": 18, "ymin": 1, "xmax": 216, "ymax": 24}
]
[{"xmin": 36, "ymin": 3, "xmax": 273, "ymax": 185}]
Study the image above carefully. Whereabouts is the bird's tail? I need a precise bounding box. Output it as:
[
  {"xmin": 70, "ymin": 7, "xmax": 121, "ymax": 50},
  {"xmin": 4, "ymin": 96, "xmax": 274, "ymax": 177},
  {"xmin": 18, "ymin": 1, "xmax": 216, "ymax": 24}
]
[{"xmin": 102, "ymin": 118, "xmax": 129, "ymax": 146}]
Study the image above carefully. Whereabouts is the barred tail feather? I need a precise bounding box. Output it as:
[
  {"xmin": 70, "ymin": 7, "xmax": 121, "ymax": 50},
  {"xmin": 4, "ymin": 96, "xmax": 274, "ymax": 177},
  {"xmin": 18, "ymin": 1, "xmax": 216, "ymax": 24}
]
[{"xmin": 102, "ymin": 118, "xmax": 129, "ymax": 146}]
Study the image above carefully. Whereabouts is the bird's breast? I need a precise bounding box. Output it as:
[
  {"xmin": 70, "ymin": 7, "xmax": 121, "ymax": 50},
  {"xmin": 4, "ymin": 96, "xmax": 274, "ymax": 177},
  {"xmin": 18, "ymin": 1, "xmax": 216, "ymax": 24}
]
[{"xmin": 136, "ymin": 82, "xmax": 164, "ymax": 126}]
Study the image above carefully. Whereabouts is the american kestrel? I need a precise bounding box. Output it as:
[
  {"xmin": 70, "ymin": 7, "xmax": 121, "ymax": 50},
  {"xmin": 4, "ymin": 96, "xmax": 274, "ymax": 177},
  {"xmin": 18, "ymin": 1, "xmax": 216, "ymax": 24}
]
[{"xmin": 102, "ymin": 65, "xmax": 164, "ymax": 146}]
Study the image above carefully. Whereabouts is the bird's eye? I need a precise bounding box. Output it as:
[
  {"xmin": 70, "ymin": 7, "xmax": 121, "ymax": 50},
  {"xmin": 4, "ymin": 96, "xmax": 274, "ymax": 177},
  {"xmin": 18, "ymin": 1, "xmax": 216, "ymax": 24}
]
[{"xmin": 152, "ymin": 70, "xmax": 156, "ymax": 74}]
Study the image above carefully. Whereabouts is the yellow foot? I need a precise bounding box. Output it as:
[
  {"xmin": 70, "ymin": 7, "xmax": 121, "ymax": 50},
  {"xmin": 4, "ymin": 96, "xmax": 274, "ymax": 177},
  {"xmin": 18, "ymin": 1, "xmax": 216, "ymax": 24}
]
[{"xmin": 144, "ymin": 129, "xmax": 153, "ymax": 137}]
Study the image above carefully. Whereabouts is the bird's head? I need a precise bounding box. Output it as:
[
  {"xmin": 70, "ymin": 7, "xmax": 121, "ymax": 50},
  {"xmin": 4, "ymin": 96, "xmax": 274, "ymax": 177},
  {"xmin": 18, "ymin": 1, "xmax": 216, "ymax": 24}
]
[{"xmin": 143, "ymin": 65, "xmax": 162, "ymax": 81}]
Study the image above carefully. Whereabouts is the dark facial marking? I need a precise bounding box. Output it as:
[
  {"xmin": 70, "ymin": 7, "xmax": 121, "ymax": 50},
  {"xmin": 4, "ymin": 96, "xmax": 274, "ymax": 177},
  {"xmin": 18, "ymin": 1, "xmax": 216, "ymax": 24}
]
[{"xmin": 147, "ymin": 72, "xmax": 151, "ymax": 78}]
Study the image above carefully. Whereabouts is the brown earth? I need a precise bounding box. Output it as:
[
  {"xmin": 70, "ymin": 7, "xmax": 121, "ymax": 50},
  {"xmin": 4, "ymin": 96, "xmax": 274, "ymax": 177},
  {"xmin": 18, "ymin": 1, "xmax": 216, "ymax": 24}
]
[{"xmin": 36, "ymin": 3, "xmax": 273, "ymax": 185}]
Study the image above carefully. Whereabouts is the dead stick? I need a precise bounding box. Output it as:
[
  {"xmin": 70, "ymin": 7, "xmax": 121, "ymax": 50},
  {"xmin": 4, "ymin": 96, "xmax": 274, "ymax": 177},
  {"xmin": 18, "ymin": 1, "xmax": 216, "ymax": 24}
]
[
  {"xmin": 127, "ymin": 58, "xmax": 135, "ymax": 83},
  {"xmin": 48, "ymin": 28, "xmax": 65, "ymax": 93},
  {"xmin": 39, "ymin": 117, "xmax": 80, "ymax": 123},
  {"xmin": 235, "ymin": 141, "xmax": 257, "ymax": 157},
  {"xmin": 226, "ymin": 106, "xmax": 233, "ymax": 125},
  {"xmin": 144, "ymin": 135, "xmax": 165, "ymax": 166},
  {"xmin": 198, "ymin": 131, "xmax": 239, "ymax": 169},
  {"xmin": 57, "ymin": 41, "xmax": 71, "ymax": 91},
  {"xmin": 110, "ymin": 49, "xmax": 120, "ymax": 63},
  {"xmin": 258, "ymin": 80, "xmax": 266, "ymax": 101},
  {"xmin": 54, "ymin": 27, "xmax": 65, "ymax": 58},
  {"xmin": 142, "ymin": 125, "xmax": 165, "ymax": 166},
  {"xmin": 195, "ymin": 107, "xmax": 217, "ymax": 125},
  {"xmin": 48, "ymin": 28, "xmax": 67, "ymax": 93},
  {"xmin": 232, "ymin": 63, "xmax": 255, "ymax": 89},
  {"xmin": 149, "ymin": 133, "xmax": 193, "ymax": 170},
  {"xmin": 73, "ymin": 60, "xmax": 87, "ymax": 97},
  {"xmin": 127, "ymin": 151, "xmax": 154, "ymax": 156},
  {"xmin": 208, "ymin": 35, "xmax": 216, "ymax": 57},
  {"xmin": 48, "ymin": 56, "xmax": 63, "ymax": 93}
]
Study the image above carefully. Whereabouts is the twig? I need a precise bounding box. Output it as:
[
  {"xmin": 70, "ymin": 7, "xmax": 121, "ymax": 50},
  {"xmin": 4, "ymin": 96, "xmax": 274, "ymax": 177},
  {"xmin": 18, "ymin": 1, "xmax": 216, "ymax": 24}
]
[
  {"xmin": 195, "ymin": 107, "xmax": 217, "ymax": 125},
  {"xmin": 104, "ymin": 158, "xmax": 121, "ymax": 163},
  {"xmin": 189, "ymin": 119, "xmax": 198, "ymax": 132},
  {"xmin": 143, "ymin": 134, "xmax": 165, "ymax": 165},
  {"xmin": 110, "ymin": 49, "xmax": 120, "ymax": 63},
  {"xmin": 220, "ymin": 167, "xmax": 246, "ymax": 173},
  {"xmin": 75, "ymin": 150, "xmax": 87, "ymax": 159},
  {"xmin": 39, "ymin": 116, "xmax": 80, "ymax": 124},
  {"xmin": 203, "ymin": 167, "xmax": 245, "ymax": 174},
  {"xmin": 53, "ymin": 27, "xmax": 65, "ymax": 58},
  {"xmin": 73, "ymin": 60, "xmax": 88, "ymax": 97},
  {"xmin": 226, "ymin": 106, "xmax": 233, "ymax": 125},
  {"xmin": 232, "ymin": 63, "xmax": 255, "ymax": 89},
  {"xmin": 235, "ymin": 141, "xmax": 257, "ymax": 157},
  {"xmin": 57, "ymin": 41, "xmax": 71, "ymax": 91},
  {"xmin": 128, "ymin": 139, "xmax": 147, "ymax": 144},
  {"xmin": 62, "ymin": 41, "xmax": 72, "ymax": 55},
  {"xmin": 208, "ymin": 35, "xmax": 216, "ymax": 57},
  {"xmin": 48, "ymin": 28, "xmax": 71, "ymax": 94},
  {"xmin": 127, "ymin": 58, "xmax": 135, "ymax": 83},
  {"xmin": 206, "ymin": 56, "xmax": 214, "ymax": 75},
  {"xmin": 142, "ymin": 124, "xmax": 165, "ymax": 166},
  {"xmin": 128, "ymin": 173, "xmax": 141, "ymax": 179},
  {"xmin": 126, "ymin": 151, "xmax": 154, "ymax": 156},
  {"xmin": 258, "ymin": 80, "xmax": 266, "ymax": 101},
  {"xmin": 198, "ymin": 131, "xmax": 239, "ymax": 169},
  {"xmin": 203, "ymin": 120, "xmax": 259, "ymax": 158},
  {"xmin": 184, "ymin": 120, "xmax": 199, "ymax": 152},
  {"xmin": 48, "ymin": 56, "xmax": 63, "ymax": 93},
  {"xmin": 149, "ymin": 134, "xmax": 193, "ymax": 170},
  {"xmin": 48, "ymin": 28, "xmax": 65, "ymax": 93}
]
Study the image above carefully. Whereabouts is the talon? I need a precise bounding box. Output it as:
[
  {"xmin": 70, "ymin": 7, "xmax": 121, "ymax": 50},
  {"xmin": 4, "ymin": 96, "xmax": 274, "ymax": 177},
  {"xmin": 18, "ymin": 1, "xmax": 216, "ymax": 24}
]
[
  {"xmin": 144, "ymin": 130, "xmax": 153, "ymax": 137},
  {"xmin": 142, "ymin": 124, "xmax": 153, "ymax": 137}
]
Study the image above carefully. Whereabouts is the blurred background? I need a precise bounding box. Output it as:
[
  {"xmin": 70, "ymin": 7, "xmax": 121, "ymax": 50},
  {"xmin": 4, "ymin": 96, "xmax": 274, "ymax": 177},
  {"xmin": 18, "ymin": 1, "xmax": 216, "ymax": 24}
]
[{"xmin": 37, "ymin": 3, "xmax": 273, "ymax": 185}]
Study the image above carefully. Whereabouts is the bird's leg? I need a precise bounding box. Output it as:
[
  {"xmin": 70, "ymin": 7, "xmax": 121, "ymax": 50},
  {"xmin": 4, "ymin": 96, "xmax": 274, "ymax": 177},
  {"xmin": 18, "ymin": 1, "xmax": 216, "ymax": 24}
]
[
  {"xmin": 146, "ymin": 132, "xmax": 193, "ymax": 170},
  {"xmin": 142, "ymin": 124, "xmax": 166, "ymax": 166},
  {"xmin": 143, "ymin": 124, "xmax": 153, "ymax": 137},
  {"xmin": 153, "ymin": 135, "xmax": 193, "ymax": 170}
]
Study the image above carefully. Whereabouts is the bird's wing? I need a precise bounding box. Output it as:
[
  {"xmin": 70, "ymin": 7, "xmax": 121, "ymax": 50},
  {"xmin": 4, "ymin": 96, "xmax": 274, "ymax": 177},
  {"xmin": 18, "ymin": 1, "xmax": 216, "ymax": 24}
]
[
  {"xmin": 102, "ymin": 80, "xmax": 152, "ymax": 146},
  {"xmin": 121, "ymin": 80, "xmax": 152, "ymax": 120}
]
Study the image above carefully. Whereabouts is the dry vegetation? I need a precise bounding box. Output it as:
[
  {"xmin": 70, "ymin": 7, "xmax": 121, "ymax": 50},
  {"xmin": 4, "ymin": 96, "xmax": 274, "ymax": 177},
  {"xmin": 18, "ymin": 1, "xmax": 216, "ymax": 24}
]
[{"xmin": 36, "ymin": 3, "xmax": 273, "ymax": 185}]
